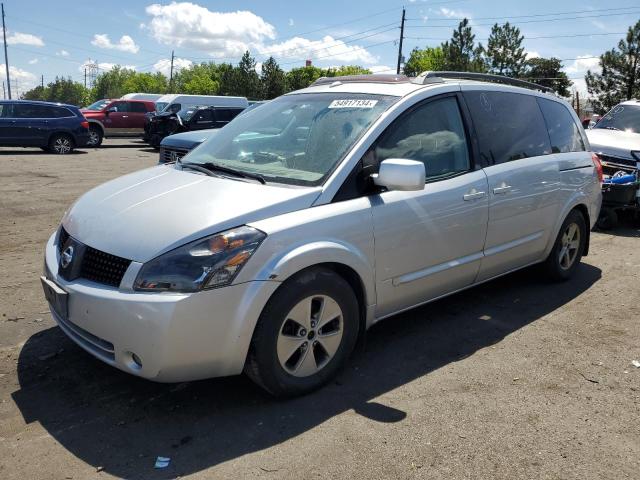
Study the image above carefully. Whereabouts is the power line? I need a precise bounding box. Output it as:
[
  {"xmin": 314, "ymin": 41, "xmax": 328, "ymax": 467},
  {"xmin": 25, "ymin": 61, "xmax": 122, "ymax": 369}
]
[{"xmin": 405, "ymin": 32, "xmax": 628, "ymax": 41}]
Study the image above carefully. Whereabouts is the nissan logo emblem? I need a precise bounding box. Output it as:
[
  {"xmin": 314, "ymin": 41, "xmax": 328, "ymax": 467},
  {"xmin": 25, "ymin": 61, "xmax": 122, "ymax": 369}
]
[{"xmin": 60, "ymin": 245, "xmax": 74, "ymax": 269}]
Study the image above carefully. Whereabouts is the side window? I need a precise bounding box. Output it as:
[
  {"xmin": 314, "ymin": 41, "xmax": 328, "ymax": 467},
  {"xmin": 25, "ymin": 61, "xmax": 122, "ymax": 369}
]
[
  {"xmin": 130, "ymin": 102, "xmax": 147, "ymax": 113},
  {"xmin": 194, "ymin": 109, "xmax": 214, "ymax": 123},
  {"xmin": 463, "ymin": 90, "xmax": 551, "ymax": 164},
  {"xmin": 215, "ymin": 108, "xmax": 242, "ymax": 122},
  {"xmin": 0, "ymin": 104, "xmax": 14, "ymax": 118},
  {"xmin": 53, "ymin": 107, "xmax": 74, "ymax": 118},
  {"xmin": 110, "ymin": 102, "xmax": 128, "ymax": 112},
  {"xmin": 374, "ymin": 96, "xmax": 471, "ymax": 180},
  {"xmin": 13, "ymin": 104, "xmax": 55, "ymax": 118},
  {"xmin": 537, "ymin": 98, "xmax": 586, "ymax": 153}
]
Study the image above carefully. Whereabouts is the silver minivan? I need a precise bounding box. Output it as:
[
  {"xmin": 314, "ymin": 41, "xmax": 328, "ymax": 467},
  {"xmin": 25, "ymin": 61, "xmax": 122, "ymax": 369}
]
[{"xmin": 41, "ymin": 73, "xmax": 603, "ymax": 396}]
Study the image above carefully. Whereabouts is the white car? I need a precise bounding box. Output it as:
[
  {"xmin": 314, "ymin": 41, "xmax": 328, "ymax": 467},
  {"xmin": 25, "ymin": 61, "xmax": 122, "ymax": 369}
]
[{"xmin": 41, "ymin": 72, "xmax": 602, "ymax": 396}]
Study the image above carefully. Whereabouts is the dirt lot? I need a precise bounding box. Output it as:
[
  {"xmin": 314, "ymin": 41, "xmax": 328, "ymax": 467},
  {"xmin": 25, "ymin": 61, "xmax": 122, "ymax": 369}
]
[{"xmin": 0, "ymin": 139, "xmax": 638, "ymax": 479}]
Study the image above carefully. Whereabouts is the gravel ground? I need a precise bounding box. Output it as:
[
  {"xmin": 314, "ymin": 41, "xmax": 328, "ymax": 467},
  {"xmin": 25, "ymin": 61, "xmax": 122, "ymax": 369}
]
[{"xmin": 0, "ymin": 139, "xmax": 638, "ymax": 480}]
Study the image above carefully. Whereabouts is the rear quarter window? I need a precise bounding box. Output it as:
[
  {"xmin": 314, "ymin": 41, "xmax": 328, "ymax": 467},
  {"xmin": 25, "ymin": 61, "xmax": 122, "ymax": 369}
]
[
  {"xmin": 537, "ymin": 98, "xmax": 585, "ymax": 153},
  {"xmin": 463, "ymin": 90, "xmax": 551, "ymax": 165}
]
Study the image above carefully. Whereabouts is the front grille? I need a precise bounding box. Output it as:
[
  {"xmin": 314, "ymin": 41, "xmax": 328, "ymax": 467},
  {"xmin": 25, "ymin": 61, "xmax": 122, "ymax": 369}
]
[
  {"xmin": 160, "ymin": 146, "xmax": 189, "ymax": 164},
  {"xmin": 57, "ymin": 227, "xmax": 131, "ymax": 288},
  {"xmin": 80, "ymin": 246, "xmax": 131, "ymax": 287}
]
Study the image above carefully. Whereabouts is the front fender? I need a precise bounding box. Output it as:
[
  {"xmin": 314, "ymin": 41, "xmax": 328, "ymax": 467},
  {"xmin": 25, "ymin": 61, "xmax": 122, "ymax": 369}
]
[{"xmin": 249, "ymin": 240, "xmax": 375, "ymax": 310}]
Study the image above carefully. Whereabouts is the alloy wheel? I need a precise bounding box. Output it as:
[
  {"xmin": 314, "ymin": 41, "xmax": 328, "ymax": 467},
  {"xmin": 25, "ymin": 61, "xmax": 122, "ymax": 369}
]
[
  {"xmin": 87, "ymin": 130, "xmax": 99, "ymax": 146},
  {"xmin": 558, "ymin": 222, "xmax": 580, "ymax": 270},
  {"xmin": 276, "ymin": 295, "xmax": 344, "ymax": 377},
  {"xmin": 53, "ymin": 137, "xmax": 72, "ymax": 154}
]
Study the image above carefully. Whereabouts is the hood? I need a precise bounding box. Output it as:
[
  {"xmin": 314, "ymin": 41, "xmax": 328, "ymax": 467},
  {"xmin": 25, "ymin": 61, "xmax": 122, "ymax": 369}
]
[
  {"xmin": 62, "ymin": 166, "xmax": 321, "ymax": 262},
  {"xmin": 81, "ymin": 110, "xmax": 103, "ymax": 117},
  {"xmin": 161, "ymin": 129, "xmax": 218, "ymax": 150},
  {"xmin": 586, "ymin": 128, "xmax": 640, "ymax": 160}
]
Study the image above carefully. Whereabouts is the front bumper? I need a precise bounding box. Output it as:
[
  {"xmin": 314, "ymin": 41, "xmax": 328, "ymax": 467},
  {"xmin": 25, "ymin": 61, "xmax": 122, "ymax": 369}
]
[{"xmin": 43, "ymin": 233, "xmax": 279, "ymax": 382}]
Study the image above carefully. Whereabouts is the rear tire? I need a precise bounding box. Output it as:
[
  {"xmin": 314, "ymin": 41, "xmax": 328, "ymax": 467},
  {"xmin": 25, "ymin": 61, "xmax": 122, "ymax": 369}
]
[
  {"xmin": 245, "ymin": 267, "xmax": 360, "ymax": 397},
  {"xmin": 597, "ymin": 207, "xmax": 617, "ymax": 230},
  {"xmin": 87, "ymin": 126, "xmax": 103, "ymax": 147},
  {"xmin": 543, "ymin": 209, "xmax": 586, "ymax": 281},
  {"xmin": 49, "ymin": 134, "xmax": 74, "ymax": 155}
]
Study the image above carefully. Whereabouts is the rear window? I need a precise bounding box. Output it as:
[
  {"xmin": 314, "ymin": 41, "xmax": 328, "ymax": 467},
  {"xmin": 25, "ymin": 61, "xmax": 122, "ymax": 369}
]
[
  {"xmin": 463, "ymin": 90, "xmax": 551, "ymax": 165},
  {"xmin": 537, "ymin": 98, "xmax": 585, "ymax": 153}
]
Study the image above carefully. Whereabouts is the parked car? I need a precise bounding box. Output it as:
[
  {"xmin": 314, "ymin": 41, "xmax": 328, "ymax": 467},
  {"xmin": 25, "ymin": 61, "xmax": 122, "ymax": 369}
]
[
  {"xmin": 120, "ymin": 93, "xmax": 164, "ymax": 102},
  {"xmin": 157, "ymin": 101, "xmax": 267, "ymax": 163},
  {"xmin": 146, "ymin": 104, "xmax": 245, "ymax": 148},
  {"xmin": 586, "ymin": 100, "xmax": 640, "ymax": 174},
  {"xmin": 144, "ymin": 95, "xmax": 249, "ymax": 142},
  {"xmin": 81, "ymin": 99, "xmax": 156, "ymax": 147},
  {"xmin": 0, "ymin": 100, "xmax": 90, "ymax": 154},
  {"xmin": 41, "ymin": 73, "xmax": 602, "ymax": 396}
]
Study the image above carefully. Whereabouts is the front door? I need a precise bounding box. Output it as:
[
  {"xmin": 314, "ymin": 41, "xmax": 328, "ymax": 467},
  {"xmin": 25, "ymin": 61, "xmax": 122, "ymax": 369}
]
[{"xmin": 370, "ymin": 94, "xmax": 489, "ymax": 318}]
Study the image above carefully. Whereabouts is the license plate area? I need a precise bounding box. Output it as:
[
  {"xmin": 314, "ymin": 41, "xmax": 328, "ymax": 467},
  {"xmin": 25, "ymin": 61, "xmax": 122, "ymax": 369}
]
[{"xmin": 40, "ymin": 276, "xmax": 68, "ymax": 321}]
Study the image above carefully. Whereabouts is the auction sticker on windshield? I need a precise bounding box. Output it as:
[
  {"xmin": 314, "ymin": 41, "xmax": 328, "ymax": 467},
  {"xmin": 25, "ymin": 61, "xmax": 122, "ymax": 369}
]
[{"xmin": 328, "ymin": 99, "xmax": 379, "ymax": 109}]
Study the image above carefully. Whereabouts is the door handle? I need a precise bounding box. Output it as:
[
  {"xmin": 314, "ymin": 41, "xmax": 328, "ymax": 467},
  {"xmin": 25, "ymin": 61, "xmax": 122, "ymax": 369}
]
[
  {"xmin": 463, "ymin": 189, "xmax": 486, "ymax": 201},
  {"xmin": 122, "ymin": 115, "xmax": 129, "ymax": 118},
  {"xmin": 493, "ymin": 185, "xmax": 512, "ymax": 194}
]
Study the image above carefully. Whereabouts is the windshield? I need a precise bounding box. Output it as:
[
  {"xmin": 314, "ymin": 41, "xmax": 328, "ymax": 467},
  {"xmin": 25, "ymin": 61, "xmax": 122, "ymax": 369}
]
[
  {"xmin": 183, "ymin": 93, "xmax": 398, "ymax": 186},
  {"xmin": 594, "ymin": 104, "xmax": 640, "ymax": 133},
  {"xmin": 84, "ymin": 99, "xmax": 110, "ymax": 111},
  {"xmin": 155, "ymin": 102, "xmax": 168, "ymax": 112}
]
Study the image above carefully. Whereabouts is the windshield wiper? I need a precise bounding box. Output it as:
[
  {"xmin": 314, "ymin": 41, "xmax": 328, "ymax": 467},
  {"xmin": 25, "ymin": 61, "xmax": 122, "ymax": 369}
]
[
  {"xmin": 179, "ymin": 160, "xmax": 266, "ymax": 184},
  {"xmin": 177, "ymin": 161, "xmax": 215, "ymax": 176}
]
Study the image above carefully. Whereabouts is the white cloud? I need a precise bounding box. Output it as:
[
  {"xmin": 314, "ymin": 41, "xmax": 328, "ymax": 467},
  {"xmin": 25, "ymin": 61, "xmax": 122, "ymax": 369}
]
[
  {"xmin": 260, "ymin": 35, "xmax": 378, "ymax": 64},
  {"xmin": 288, "ymin": 18, "xmax": 294, "ymax": 27},
  {"xmin": 525, "ymin": 50, "xmax": 540, "ymax": 60},
  {"xmin": 78, "ymin": 59, "xmax": 136, "ymax": 73},
  {"xmin": 369, "ymin": 65, "xmax": 395, "ymax": 74},
  {"xmin": 6, "ymin": 31, "xmax": 44, "ymax": 47},
  {"xmin": 28, "ymin": 58, "xmax": 39, "ymax": 65},
  {"xmin": 152, "ymin": 57, "xmax": 193, "ymax": 76},
  {"xmin": 438, "ymin": 7, "xmax": 472, "ymax": 19},
  {"xmin": 56, "ymin": 50, "xmax": 70, "ymax": 57},
  {"xmin": 1, "ymin": 64, "xmax": 37, "ymax": 97},
  {"xmin": 145, "ymin": 2, "xmax": 276, "ymax": 57},
  {"xmin": 565, "ymin": 55, "xmax": 600, "ymax": 74},
  {"xmin": 91, "ymin": 34, "xmax": 140, "ymax": 53}
]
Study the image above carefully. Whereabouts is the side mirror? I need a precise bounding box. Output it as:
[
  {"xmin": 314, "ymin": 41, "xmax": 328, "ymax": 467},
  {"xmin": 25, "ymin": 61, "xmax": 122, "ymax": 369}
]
[
  {"xmin": 372, "ymin": 159, "xmax": 425, "ymax": 191},
  {"xmin": 106, "ymin": 106, "xmax": 117, "ymax": 114}
]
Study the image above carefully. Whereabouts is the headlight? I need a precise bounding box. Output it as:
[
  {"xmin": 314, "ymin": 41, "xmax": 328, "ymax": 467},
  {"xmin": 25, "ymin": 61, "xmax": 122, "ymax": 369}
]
[{"xmin": 134, "ymin": 226, "xmax": 265, "ymax": 292}]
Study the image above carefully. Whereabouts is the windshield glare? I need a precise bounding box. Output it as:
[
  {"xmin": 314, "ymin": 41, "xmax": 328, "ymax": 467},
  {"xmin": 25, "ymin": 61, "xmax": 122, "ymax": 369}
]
[
  {"xmin": 85, "ymin": 99, "xmax": 110, "ymax": 111},
  {"xmin": 594, "ymin": 104, "xmax": 640, "ymax": 133},
  {"xmin": 183, "ymin": 93, "xmax": 397, "ymax": 186}
]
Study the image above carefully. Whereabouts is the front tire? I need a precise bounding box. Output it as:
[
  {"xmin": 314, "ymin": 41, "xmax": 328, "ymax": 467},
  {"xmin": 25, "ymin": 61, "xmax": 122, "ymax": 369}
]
[
  {"xmin": 245, "ymin": 267, "xmax": 360, "ymax": 397},
  {"xmin": 543, "ymin": 209, "xmax": 586, "ymax": 281},
  {"xmin": 49, "ymin": 134, "xmax": 74, "ymax": 155},
  {"xmin": 87, "ymin": 126, "xmax": 103, "ymax": 147}
]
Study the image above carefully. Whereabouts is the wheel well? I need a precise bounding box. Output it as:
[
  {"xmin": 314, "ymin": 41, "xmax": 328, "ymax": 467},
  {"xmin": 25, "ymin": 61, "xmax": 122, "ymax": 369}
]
[
  {"xmin": 572, "ymin": 204, "xmax": 590, "ymax": 256},
  {"xmin": 87, "ymin": 120, "xmax": 104, "ymax": 134},
  {"xmin": 314, "ymin": 262, "xmax": 368, "ymax": 344}
]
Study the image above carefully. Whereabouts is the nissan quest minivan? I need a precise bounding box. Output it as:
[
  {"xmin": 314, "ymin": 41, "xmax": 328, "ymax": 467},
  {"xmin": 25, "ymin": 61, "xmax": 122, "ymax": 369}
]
[{"xmin": 41, "ymin": 72, "xmax": 603, "ymax": 396}]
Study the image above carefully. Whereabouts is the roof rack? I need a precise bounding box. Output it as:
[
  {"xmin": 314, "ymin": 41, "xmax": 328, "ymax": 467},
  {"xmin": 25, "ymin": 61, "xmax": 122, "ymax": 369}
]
[
  {"xmin": 310, "ymin": 74, "xmax": 409, "ymax": 87},
  {"xmin": 414, "ymin": 71, "xmax": 555, "ymax": 94}
]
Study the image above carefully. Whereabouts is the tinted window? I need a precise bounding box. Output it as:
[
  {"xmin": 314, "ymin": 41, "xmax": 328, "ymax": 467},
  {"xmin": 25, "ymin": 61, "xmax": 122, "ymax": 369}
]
[
  {"xmin": 594, "ymin": 104, "xmax": 640, "ymax": 133},
  {"xmin": 193, "ymin": 109, "xmax": 214, "ymax": 123},
  {"xmin": 53, "ymin": 106, "xmax": 75, "ymax": 118},
  {"xmin": 215, "ymin": 108, "xmax": 243, "ymax": 122},
  {"xmin": 464, "ymin": 91, "xmax": 551, "ymax": 164},
  {"xmin": 109, "ymin": 102, "xmax": 131, "ymax": 112},
  {"xmin": 537, "ymin": 98, "xmax": 585, "ymax": 153},
  {"xmin": 13, "ymin": 104, "xmax": 58, "ymax": 118},
  {"xmin": 130, "ymin": 102, "xmax": 148, "ymax": 113},
  {"xmin": 0, "ymin": 104, "xmax": 13, "ymax": 118},
  {"xmin": 373, "ymin": 96, "xmax": 470, "ymax": 180}
]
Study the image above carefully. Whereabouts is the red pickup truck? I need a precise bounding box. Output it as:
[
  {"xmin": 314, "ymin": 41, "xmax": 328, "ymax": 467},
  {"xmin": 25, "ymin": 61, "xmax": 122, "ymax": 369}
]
[{"xmin": 81, "ymin": 99, "xmax": 156, "ymax": 147}]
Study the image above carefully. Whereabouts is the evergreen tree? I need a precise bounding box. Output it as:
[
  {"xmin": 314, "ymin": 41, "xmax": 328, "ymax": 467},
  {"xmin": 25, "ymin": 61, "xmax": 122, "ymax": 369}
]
[
  {"xmin": 260, "ymin": 56, "xmax": 286, "ymax": 99},
  {"xmin": 585, "ymin": 20, "xmax": 640, "ymax": 113},
  {"xmin": 485, "ymin": 22, "xmax": 527, "ymax": 77},
  {"xmin": 525, "ymin": 57, "xmax": 572, "ymax": 97},
  {"xmin": 235, "ymin": 51, "xmax": 261, "ymax": 99},
  {"xmin": 440, "ymin": 19, "xmax": 485, "ymax": 72}
]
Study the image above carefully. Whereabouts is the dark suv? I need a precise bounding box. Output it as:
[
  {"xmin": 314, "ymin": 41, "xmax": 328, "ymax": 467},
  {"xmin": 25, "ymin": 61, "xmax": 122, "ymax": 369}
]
[{"xmin": 0, "ymin": 100, "xmax": 90, "ymax": 154}]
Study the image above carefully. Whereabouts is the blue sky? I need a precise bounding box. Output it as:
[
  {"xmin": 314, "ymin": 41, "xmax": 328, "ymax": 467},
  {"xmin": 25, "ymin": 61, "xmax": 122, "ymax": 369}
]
[{"xmin": 2, "ymin": 0, "xmax": 639, "ymax": 97}]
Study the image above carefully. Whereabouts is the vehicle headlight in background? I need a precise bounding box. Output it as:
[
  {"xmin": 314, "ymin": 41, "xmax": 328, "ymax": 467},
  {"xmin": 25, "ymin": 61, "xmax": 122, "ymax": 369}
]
[{"xmin": 134, "ymin": 226, "xmax": 265, "ymax": 292}]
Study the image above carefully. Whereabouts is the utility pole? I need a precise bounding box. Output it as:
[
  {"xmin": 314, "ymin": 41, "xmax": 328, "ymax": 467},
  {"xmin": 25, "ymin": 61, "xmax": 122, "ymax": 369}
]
[
  {"xmin": 169, "ymin": 50, "xmax": 175, "ymax": 93},
  {"xmin": 2, "ymin": 80, "xmax": 5, "ymax": 99},
  {"xmin": 396, "ymin": 7, "xmax": 405, "ymax": 75},
  {"xmin": 84, "ymin": 68, "xmax": 87, "ymax": 88},
  {"xmin": 41, "ymin": 74, "xmax": 44, "ymax": 88},
  {"xmin": 576, "ymin": 91, "xmax": 580, "ymax": 118},
  {"xmin": 2, "ymin": 3, "xmax": 11, "ymax": 99}
]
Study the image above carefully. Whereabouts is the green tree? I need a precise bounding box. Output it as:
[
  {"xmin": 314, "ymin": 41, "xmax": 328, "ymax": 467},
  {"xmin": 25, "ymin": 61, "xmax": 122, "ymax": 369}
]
[
  {"xmin": 485, "ymin": 22, "xmax": 527, "ymax": 77},
  {"xmin": 585, "ymin": 20, "xmax": 640, "ymax": 113},
  {"xmin": 91, "ymin": 66, "xmax": 136, "ymax": 101},
  {"xmin": 440, "ymin": 18, "xmax": 485, "ymax": 72},
  {"xmin": 260, "ymin": 56, "xmax": 286, "ymax": 99},
  {"xmin": 23, "ymin": 77, "xmax": 89, "ymax": 106},
  {"xmin": 173, "ymin": 63, "xmax": 219, "ymax": 94},
  {"xmin": 525, "ymin": 57, "xmax": 572, "ymax": 97},
  {"xmin": 285, "ymin": 66, "xmax": 325, "ymax": 91},
  {"xmin": 403, "ymin": 46, "xmax": 446, "ymax": 76},
  {"xmin": 235, "ymin": 51, "xmax": 261, "ymax": 99},
  {"xmin": 324, "ymin": 65, "xmax": 372, "ymax": 76},
  {"xmin": 22, "ymin": 85, "xmax": 48, "ymax": 101},
  {"xmin": 122, "ymin": 72, "xmax": 168, "ymax": 94}
]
